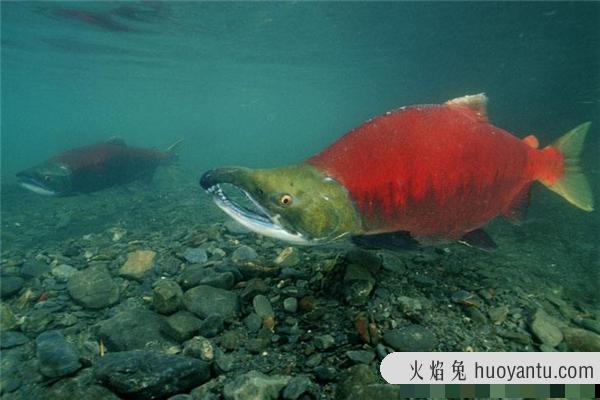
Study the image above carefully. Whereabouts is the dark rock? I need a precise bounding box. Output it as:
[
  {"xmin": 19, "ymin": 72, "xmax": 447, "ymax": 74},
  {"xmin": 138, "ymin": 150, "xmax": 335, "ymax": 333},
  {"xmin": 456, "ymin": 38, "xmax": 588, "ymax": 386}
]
[
  {"xmin": 576, "ymin": 318, "xmax": 600, "ymax": 335},
  {"xmin": 282, "ymin": 375, "xmax": 312, "ymax": 400},
  {"xmin": 153, "ymin": 279, "xmax": 184, "ymax": 315},
  {"xmin": 182, "ymin": 336, "xmax": 214, "ymax": 361},
  {"xmin": 36, "ymin": 330, "xmax": 81, "ymax": 378},
  {"xmin": 198, "ymin": 314, "xmax": 224, "ymax": 338},
  {"xmin": 181, "ymin": 265, "xmax": 235, "ymax": 290},
  {"xmin": 21, "ymin": 309, "xmax": 54, "ymax": 335},
  {"xmin": 94, "ymin": 350, "xmax": 210, "ymax": 400},
  {"xmin": 314, "ymin": 365, "xmax": 337, "ymax": 382},
  {"xmin": 343, "ymin": 264, "xmax": 375, "ymax": 305},
  {"xmin": 336, "ymin": 364, "xmax": 378, "ymax": 400},
  {"xmin": 1, "ymin": 331, "xmax": 29, "ymax": 349},
  {"xmin": 45, "ymin": 371, "xmax": 121, "ymax": 400},
  {"xmin": 214, "ymin": 350, "xmax": 235, "ymax": 373},
  {"xmin": 183, "ymin": 285, "xmax": 239, "ymax": 320},
  {"xmin": 223, "ymin": 370, "xmax": 290, "ymax": 400},
  {"xmin": 346, "ymin": 350, "xmax": 375, "ymax": 364},
  {"xmin": 243, "ymin": 312, "xmax": 262, "ymax": 333},
  {"xmin": 215, "ymin": 265, "xmax": 243, "ymax": 282},
  {"xmin": 314, "ymin": 334, "xmax": 335, "ymax": 350},
  {"xmin": 98, "ymin": 309, "xmax": 173, "ymax": 351},
  {"xmin": 383, "ymin": 325, "xmax": 437, "ymax": 351},
  {"xmin": 240, "ymin": 279, "xmax": 269, "ymax": 302},
  {"xmin": 67, "ymin": 265, "xmax": 119, "ymax": 309},
  {"xmin": 219, "ymin": 330, "xmax": 246, "ymax": 351},
  {"xmin": 21, "ymin": 260, "xmax": 51, "ymax": 278},
  {"xmin": 163, "ymin": 311, "xmax": 203, "ymax": 342},
  {"xmin": 1, "ymin": 276, "xmax": 24, "ymax": 299},
  {"xmin": 183, "ymin": 248, "xmax": 208, "ymax": 264},
  {"xmin": 562, "ymin": 327, "xmax": 600, "ymax": 351}
]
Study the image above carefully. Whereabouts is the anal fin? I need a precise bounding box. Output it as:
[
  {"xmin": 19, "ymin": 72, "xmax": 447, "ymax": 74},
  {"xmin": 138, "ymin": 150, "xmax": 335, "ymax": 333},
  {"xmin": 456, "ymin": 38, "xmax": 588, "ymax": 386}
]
[
  {"xmin": 351, "ymin": 231, "xmax": 419, "ymax": 251},
  {"xmin": 503, "ymin": 185, "xmax": 531, "ymax": 225},
  {"xmin": 459, "ymin": 229, "xmax": 497, "ymax": 251}
]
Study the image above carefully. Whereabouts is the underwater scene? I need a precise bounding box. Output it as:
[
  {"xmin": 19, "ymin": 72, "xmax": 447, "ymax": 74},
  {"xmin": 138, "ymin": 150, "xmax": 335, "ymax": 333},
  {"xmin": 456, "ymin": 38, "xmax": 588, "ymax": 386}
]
[{"xmin": 1, "ymin": 1, "xmax": 599, "ymax": 399}]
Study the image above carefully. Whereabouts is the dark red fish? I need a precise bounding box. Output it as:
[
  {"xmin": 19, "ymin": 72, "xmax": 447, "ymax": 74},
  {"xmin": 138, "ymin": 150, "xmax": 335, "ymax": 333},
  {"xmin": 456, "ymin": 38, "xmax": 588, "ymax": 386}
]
[{"xmin": 17, "ymin": 138, "xmax": 181, "ymax": 196}]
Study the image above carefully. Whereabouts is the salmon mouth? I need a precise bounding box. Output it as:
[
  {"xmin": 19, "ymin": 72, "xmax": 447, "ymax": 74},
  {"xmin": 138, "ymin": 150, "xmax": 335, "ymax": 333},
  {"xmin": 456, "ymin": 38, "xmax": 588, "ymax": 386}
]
[
  {"xmin": 200, "ymin": 172, "xmax": 312, "ymax": 244},
  {"xmin": 16, "ymin": 174, "xmax": 58, "ymax": 196}
]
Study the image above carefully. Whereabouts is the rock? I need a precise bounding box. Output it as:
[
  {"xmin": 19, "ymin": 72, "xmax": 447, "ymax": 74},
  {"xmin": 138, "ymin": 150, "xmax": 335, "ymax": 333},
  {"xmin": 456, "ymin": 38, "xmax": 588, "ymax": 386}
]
[
  {"xmin": 183, "ymin": 285, "xmax": 240, "ymax": 320},
  {"xmin": 231, "ymin": 246, "xmax": 258, "ymax": 263},
  {"xmin": 223, "ymin": 370, "xmax": 290, "ymax": 400},
  {"xmin": 1, "ymin": 276, "xmax": 24, "ymax": 299},
  {"xmin": 51, "ymin": 264, "xmax": 78, "ymax": 281},
  {"xmin": 530, "ymin": 309, "xmax": 564, "ymax": 347},
  {"xmin": 489, "ymin": 305, "xmax": 509, "ymax": 325},
  {"xmin": 314, "ymin": 334, "xmax": 335, "ymax": 350},
  {"xmin": 274, "ymin": 247, "xmax": 301, "ymax": 268},
  {"xmin": 98, "ymin": 309, "xmax": 173, "ymax": 351},
  {"xmin": 0, "ymin": 303, "xmax": 17, "ymax": 331},
  {"xmin": 343, "ymin": 264, "xmax": 375, "ymax": 305},
  {"xmin": 46, "ymin": 373, "xmax": 121, "ymax": 400},
  {"xmin": 252, "ymin": 295, "xmax": 274, "ymax": 319},
  {"xmin": 336, "ymin": 364, "xmax": 378, "ymax": 400},
  {"xmin": 243, "ymin": 312, "xmax": 262, "ymax": 333},
  {"xmin": 94, "ymin": 350, "xmax": 210, "ymax": 399},
  {"xmin": 240, "ymin": 279, "xmax": 269, "ymax": 302},
  {"xmin": 183, "ymin": 248, "xmax": 208, "ymax": 264},
  {"xmin": 198, "ymin": 314, "xmax": 224, "ymax": 338},
  {"xmin": 120, "ymin": 250, "xmax": 156, "ymax": 280},
  {"xmin": 577, "ymin": 318, "xmax": 600, "ymax": 335},
  {"xmin": 181, "ymin": 265, "xmax": 234, "ymax": 290},
  {"xmin": 383, "ymin": 325, "xmax": 437, "ymax": 351},
  {"xmin": 397, "ymin": 296, "xmax": 422, "ymax": 314},
  {"xmin": 214, "ymin": 349, "xmax": 235, "ymax": 373},
  {"xmin": 36, "ymin": 330, "xmax": 81, "ymax": 378},
  {"xmin": 153, "ymin": 279, "xmax": 184, "ymax": 315},
  {"xmin": 163, "ymin": 311, "xmax": 203, "ymax": 342},
  {"xmin": 314, "ymin": 365, "xmax": 337, "ymax": 382},
  {"xmin": 282, "ymin": 375, "xmax": 312, "ymax": 400},
  {"xmin": 283, "ymin": 297, "xmax": 298, "ymax": 313},
  {"xmin": 220, "ymin": 330, "xmax": 246, "ymax": 351},
  {"xmin": 562, "ymin": 327, "xmax": 600, "ymax": 351},
  {"xmin": 67, "ymin": 265, "xmax": 119, "ymax": 309},
  {"xmin": 21, "ymin": 260, "xmax": 51, "ymax": 278},
  {"xmin": 182, "ymin": 336, "xmax": 214, "ymax": 361},
  {"xmin": 224, "ymin": 220, "xmax": 249, "ymax": 234},
  {"xmin": 346, "ymin": 350, "xmax": 375, "ymax": 364},
  {"xmin": 0, "ymin": 331, "xmax": 29, "ymax": 349},
  {"xmin": 21, "ymin": 309, "xmax": 54, "ymax": 334}
]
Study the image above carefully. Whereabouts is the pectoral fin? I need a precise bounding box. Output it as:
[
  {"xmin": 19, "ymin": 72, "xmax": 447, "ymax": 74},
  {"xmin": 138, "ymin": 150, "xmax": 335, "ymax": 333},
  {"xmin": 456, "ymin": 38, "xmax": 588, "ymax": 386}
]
[
  {"xmin": 351, "ymin": 231, "xmax": 419, "ymax": 251},
  {"xmin": 459, "ymin": 229, "xmax": 497, "ymax": 251}
]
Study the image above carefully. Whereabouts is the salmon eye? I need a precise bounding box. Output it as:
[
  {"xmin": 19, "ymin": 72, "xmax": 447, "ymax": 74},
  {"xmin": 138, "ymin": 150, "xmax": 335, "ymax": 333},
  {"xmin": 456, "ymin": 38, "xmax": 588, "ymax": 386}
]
[
  {"xmin": 280, "ymin": 194, "xmax": 293, "ymax": 206},
  {"xmin": 44, "ymin": 176, "xmax": 51, "ymax": 182}
]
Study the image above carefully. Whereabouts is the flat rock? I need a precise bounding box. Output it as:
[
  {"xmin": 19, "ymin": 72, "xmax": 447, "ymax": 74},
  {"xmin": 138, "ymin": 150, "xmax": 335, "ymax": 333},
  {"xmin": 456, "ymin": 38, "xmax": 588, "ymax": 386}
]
[
  {"xmin": 198, "ymin": 314, "xmax": 224, "ymax": 338},
  {"xmin": 67, "ymin": 265, "xmax": 119, "ymax": 309},
  {"xmin": 1, "ymin": 276, "xmax": 24, "ymax": 299},
  {"xmin": 181, "ymin": 265, "xmax": 234, "ymax": 290},
  {"xmin": 183, "ymin": 285, "xmax": 239, "ymax": 319},
  {"xmin": 383, "ymin": 325, "xmax": 437, "ymax": 351},
  {"xmin": 282, "ymin": 375, "xmax": 313, "ymax": 400},
  {"xmin": 562, "ymin": 327, "xmax": 600, "ymax": 351},
  {"xmin": 223, "ymin": 370, "xmax": 290, "ymax": 400},
  {"xmin": 21, "ymin": 260, "xmax": 51, "ymax": 278},
  {"xmin": 163, "ymin": 311, "xmax": 203, "ymax": 342},
  {"xmin": 252, "ymin": 294, "xmax": 274, "ymax": 318},
  {"xmin": 231, "ymin": 245, "xmax": 258, "ymax": 263},
  {"xmin": 94, "ymin": 350, "xmax": 210, "ymax": 400},
  {"xmin": 1, "ymin": 304, "xmax": 17, "ymax": 332},
  {"xmin": 530, "ymin": 309, "xmax": 564, "ymax": 347},
  {"xmin": 1, "ymin": 331, "xmax": 29, "ymax": 349},
  {"xmin": 153, "ymin": 279, "xmax": 183, "ymax": 315},
  {"xmin": 98, "ymin": 308, "xmax": 173, "ymax": 351},
  {"xmin": 120, "ymin": 250, "xmax": 156, "ymax": 280},
  {"xmin": 36, "ymin": 330, "xmax": 81, "ymax": 378},
  {"xmin": 183, "ymin": 247, "xmax": 208, "ymax": 264},
  {"xmin": 51, "ymin": 264, "xmax": 78, "ymax": 281}
]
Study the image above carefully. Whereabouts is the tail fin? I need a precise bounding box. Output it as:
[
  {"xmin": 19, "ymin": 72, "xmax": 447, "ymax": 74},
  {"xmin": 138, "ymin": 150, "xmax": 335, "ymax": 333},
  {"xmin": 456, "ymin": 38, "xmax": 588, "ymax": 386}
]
[{"xmin": 542, "ymin": 122, "xmax": 594, "ymax": 211}]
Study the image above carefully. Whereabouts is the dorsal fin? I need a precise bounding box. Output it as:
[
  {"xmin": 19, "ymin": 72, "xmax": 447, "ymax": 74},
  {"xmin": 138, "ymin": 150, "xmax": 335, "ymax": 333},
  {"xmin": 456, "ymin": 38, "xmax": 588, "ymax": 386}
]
[
  {"xmin": 106, "ymin": 136, "xmax": 126, "ymax": 146},
  {"xmin": 445, "ymin": 93, "xmax": 488, "ymax": 121},
  {"xmin": 522, "ymin": 135, "xmax": 539, "ymax": 149}
]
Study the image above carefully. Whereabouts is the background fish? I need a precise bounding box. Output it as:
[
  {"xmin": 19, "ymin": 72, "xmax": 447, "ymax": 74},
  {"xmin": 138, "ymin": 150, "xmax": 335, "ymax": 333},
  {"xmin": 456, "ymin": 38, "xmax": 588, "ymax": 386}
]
[
  {"xmin": 17, "ymin": 138, "xmax": 181, "ymax": 196},
  {"xmin": 200, "ymin": 94, "xmax": 593, "ymax": 250}
]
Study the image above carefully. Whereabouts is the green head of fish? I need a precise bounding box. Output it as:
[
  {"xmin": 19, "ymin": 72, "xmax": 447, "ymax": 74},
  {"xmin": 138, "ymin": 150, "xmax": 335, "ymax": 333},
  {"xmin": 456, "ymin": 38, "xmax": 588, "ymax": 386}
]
[
  {"xmin": 200, "ymin": 164, "xmax": 362, "ymax": 244},
  {"xmin": 16, "ymin": 160, "xmax": 73, "ymax": 196}
]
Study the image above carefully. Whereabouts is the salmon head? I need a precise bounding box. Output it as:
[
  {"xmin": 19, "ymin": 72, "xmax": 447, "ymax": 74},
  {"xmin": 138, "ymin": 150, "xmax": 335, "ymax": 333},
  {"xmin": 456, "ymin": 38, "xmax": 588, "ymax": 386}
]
[
  {"xmin": 200, "ymin": 164, "xmax": 362, "ymax": 244},
  {"xmin": 16, "ymin": 160, "xmax": 73, "ymax": 196}
]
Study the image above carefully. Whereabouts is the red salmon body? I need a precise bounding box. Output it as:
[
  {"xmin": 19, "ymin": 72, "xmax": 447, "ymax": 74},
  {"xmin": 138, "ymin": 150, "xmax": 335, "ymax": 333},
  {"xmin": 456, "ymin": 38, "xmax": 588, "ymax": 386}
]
[{"xmin": 307, "ymin": 95, "xmax": 580, "ymax": 241}]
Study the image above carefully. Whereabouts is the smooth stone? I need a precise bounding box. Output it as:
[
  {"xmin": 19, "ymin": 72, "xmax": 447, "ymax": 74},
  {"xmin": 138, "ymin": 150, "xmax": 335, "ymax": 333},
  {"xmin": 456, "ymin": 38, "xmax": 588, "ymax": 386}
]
[
  {"xmin": 21, "ymin": 260, "xmax": 51, "ymax": 278},
  {"xmin": 94, "ymin": 350, "xmax": 210, "ymax": 399},
  {"xmin": 153, "ymin": 279, "xmax": 184, "ymax": 315},
  {"xmin": 20, "ymin": 309, "xmax": 54, "ymax": 335},
  {"xmin": 224, "ymin": 220, "xmax": 250, "ymax": 234},
  {"xmin": 273, "ymin": 247, "xmax": 301, "ymax": 268},
  {"xmin": 243, "ymin": 312, "xmax": 262, "ymax": 333},
  {"xmin": 46, "ymin": 375, "xmax": 122, "ymax": 400},
  {"xmin": 223, "ymin": 370, "xmax": 290, "ymax": 400},
  {"xmin": 240, "ymin": 279, "xmax": 269, "ymax": 302},
  {"xmin": 283, "ymin": 297, "xmax": 298, "ymax": 313},
  {"xmin": 489, "ymin": 305, "xmax": 510, "ymax": 325},
  {"xmin": 314, "ymin": 365, "xmax": 337, "ymax": 382},
  {"xmin": 231, "ymin": 246, "xmax": 258, "ymax": 263},
  {"xmin": 282, "ymin": 375, "xmax": 312, "ymax": 400},
  {"xmin": 36, "ymin": 330, "xmax": 81, "ymax": 378},
  {"xmin": 346, "ymin": 350, "xmax": 376, "ymax": 364},
  {"xmin": 0, "ymin": 276, "xmax": 24, "ymax": 299},
  {"xmin": 183, "ymin": 248, "xmax": 208, "ymax": 264},
  {"xmin": 530, "ymin": 309, "xmax": 564, "ymax": 347},
  {"xmin": 383, "ymin": 325, "xmax": 437, "ymax": 351},
  {"xmin": 577, "ymin": 318, "xmax": 600, "ymax": 335},
  {"xmin": 562, "ymin": 327, "xmax": 600, "ymax": 351},
  {"xmin": 0, "ymin": 304, "xmax": 17, "ymax": 331},
  {"xmin": 120, "ymin": 250, "xmax": 157, "ymax": 280},
  {"xmin": 163, "ymin": 311, "xmax": 203, "ymax": 342},
  {"xmin": 181, "ymin": 265, "xmax": 234, "ymax": 290},
  {"xmin": 214, "ymin": 350, "xmax": 235, "ymax": 373},
  {"xmin": 314, "ymin": 334, "xmax": 335, "ymax": 350},
  {"xmin": 98, "ymin": 309, "xmax": 172, "ymax": 351},
  {"xmin": 51, "ymin": 264, "xmax": 78, "ymax": 281},
  {"xmin": 252, "ymin": 295, "xmax": 274, "ymax": 319},
  {"xmin": 67, "ymin": 265, "xmax": 119, "ymax": 309},
  {"xmin": 396, "ymin": 296, "xmax": 422, "ymax": 314},
  {"xmin": 198, "ymin": 314, "xmax": 224, "ymax": 338},
  {"xmin": 0, "ymin": 331, "xmax": 29, "ymax": 349},
  {"xmin": 183, "ymin": 285, "xmax": 239, "ymax": 320}
]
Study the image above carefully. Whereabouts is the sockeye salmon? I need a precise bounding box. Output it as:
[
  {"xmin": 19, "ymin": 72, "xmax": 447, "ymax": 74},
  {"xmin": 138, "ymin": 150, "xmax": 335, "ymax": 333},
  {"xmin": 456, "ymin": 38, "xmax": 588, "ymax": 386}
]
[
  {"xmin": 200, "ymin": 94, "xmax": 593, "ymax": 250},
  {"xmin": 17, "ymin": 138, "xmax": 182, "ymax": 196}
]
